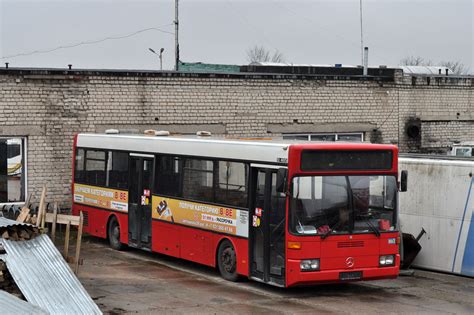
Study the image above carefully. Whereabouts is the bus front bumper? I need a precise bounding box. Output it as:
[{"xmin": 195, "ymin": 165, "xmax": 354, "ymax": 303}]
[{"xmin": 287, "ymin": 259, "xmax": 399, "ymax": 287}]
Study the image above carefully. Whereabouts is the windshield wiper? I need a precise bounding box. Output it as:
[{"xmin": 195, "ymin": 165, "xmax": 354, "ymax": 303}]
[
  {"xmin": 358, "ymin": 215, "xmax": 381, "ymax": 237},
  {"xmin": 320, "ymin": 228, "xmax": 333, "ymax": 240},
  {"xmin": 345, "ymin": 176, "xmax": 381, "ymax": 237},
  {"xmin": 321, "ymin": 222, "xmax": 339, "ymax": 240}
]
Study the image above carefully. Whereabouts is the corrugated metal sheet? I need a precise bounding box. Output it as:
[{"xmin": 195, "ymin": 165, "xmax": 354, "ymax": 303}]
[
  {"xmin": 0, "ymin": 216, "xmax": 26, "ymax": 228},
  {"xmin": 0, "ymin": 217, "xmax": 35, "ymax": 232},
  {"xmin": 0, "ymin": 290, "xmax": 48, "ymax": 315},
  {"xmin": 2, "ymin": 234, "xmax": 101, "ymax": 314}
]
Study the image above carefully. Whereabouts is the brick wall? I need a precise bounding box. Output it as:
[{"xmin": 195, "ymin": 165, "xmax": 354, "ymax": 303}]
[
  {"xmin": 421, "ymin": 121, "xmax": 474, "ymax": 149},
  {"xmin": 0, "ymin": 69, "xmax": 472, "ymax": 207}
]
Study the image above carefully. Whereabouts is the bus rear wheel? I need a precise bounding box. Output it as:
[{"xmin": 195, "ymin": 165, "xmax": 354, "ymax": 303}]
[
  {"xmin": 217, "ymin": 240, "xmax": 239, "ymax": 281},
  {"xmin": 108, "ymin": 216, "xmax": 124, "ymax": 250}
]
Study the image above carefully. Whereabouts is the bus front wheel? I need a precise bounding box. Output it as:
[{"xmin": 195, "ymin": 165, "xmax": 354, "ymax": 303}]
[
  {"xmin": 217, "ymin": 240, "xmax": 239, "ymax": 281},
  {"xmin": 108, "ymin": 216, "xmax": 124, "ymax": 250}
]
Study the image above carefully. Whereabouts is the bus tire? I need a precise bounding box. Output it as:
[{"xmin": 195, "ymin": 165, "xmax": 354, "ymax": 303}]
[
  {"xmin": 108, "ymin": 216, "xmax": 124, "ymax": 251},
  {"xmin": 217, "ymin": 240, "xmax": 239, "ymax": 282}
]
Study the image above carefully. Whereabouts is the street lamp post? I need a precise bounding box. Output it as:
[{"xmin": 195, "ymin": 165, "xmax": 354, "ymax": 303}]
[
  {"xmin": 159, "ymin": 48, "xmax": 164, "ymax": 71},
  {"xmin": 148, "ymin": 48, "xmax": 165, "ymax": 70}
]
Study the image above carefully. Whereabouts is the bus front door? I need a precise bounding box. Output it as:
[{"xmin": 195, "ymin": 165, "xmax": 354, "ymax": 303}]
[
  {"xmin": 128, "ymin": 155, "xmax": 153, "ymax": 250},
  {"xmin": 250, "ymin": 168, "xmax": 286, "ymax": 287}
]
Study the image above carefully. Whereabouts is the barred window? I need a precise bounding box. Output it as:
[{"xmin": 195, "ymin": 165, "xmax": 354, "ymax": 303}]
[{"xmin": 283, "ymin": 133, "xmax": 363, "ymax": 142}]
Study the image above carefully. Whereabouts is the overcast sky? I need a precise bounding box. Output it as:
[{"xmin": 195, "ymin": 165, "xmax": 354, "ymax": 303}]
[{"xmin": 0, "ymin": 0, "xmax": 472, "ymax": 72}]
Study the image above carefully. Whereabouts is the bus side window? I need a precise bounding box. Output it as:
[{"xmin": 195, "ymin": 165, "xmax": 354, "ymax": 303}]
[
  {"xmin": 183, "ymin": 158, "xmax": 214, "ymax": 203},
  {"xmin": 107, "ymin": 151, "xmax": 129, "ymax": 189},
  {"xmin": 74, "ymin": 148, "xmax": 85, "ymax": 183},
  {"xmin": 154, "ymin": 155, "xmax": 182, "ymax": 197},
  {"xmin": 215, "ymin": 161, "xmax": 248, "ymax": 208},
  {"xmin": 85, "ymin": 150, "xmax": 107, "ymax": 187}
]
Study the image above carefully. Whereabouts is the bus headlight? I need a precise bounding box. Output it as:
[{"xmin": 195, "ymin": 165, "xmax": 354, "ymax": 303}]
[
  {"xmin": 379, "ymin": 255, "xmax": 395, "ymax": 267},
  {"xmin": 300, "ymin": 259, "xmax": 320, "ymax": 272}
]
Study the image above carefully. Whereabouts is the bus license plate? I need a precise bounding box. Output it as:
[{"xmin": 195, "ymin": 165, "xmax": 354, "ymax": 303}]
[{"xmin": 339, "ymin": 271, "xmax": 362, "ymax": 281}]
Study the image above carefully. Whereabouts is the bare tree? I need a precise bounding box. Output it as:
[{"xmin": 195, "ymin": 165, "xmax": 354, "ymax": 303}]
[
  {"xmin": 400, "ymin": 56, "xmax": 468, "ymax": 75},
  {"xmin": 439, "ymin": 61, "xmax": 468, "ymax": 75},
  {"xmin": 246, "ymin": 46, "xmax": 285, "ymax": 63},
  {"xmin": 400, "ymin": 56, "xmax": 432, "ymax": 66}
]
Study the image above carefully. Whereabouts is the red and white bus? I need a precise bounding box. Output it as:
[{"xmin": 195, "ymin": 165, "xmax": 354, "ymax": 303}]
[{"xmin": 72, "ymin": 132, "xmax": 402, "ymax": 287}]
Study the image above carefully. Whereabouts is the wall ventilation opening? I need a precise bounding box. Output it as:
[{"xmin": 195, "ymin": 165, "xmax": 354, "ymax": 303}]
[{"xmin": 405, "ymin": 118, "xmax": 421, "ymax": 139}]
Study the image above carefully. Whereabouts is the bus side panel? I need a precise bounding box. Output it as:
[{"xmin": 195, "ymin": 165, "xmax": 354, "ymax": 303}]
[
  {"xmin": 151, "ymin": 220, "xmax": 249, "ymax": 276},
  {"xmin": 235, "ymin": 238, "xmax": 249, "ymax": 277},
  {"xmin": 180, "ymin": 227, "xmax": 213, "ymax": 266},
  {"xmin": 152, "ymin": 220, "xmax": 180, "ymax": 258},
  {"xmin": 151, "ymin": 221, "xmax": 214, "ymax": 265}
]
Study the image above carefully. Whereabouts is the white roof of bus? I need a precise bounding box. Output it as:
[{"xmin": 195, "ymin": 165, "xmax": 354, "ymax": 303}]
[
  {"xmin": 77, "ymin": 133, "xmax": 291, "ymax": 164},
  {"xmin": 77, "ymin": 133, "xmax": 395, "ymax": 165}
]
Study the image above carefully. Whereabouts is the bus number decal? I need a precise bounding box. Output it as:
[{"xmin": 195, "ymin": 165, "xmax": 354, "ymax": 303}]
[{"xmin": 219, "ymin": 208, "xmax": 233, "ymax": 217}]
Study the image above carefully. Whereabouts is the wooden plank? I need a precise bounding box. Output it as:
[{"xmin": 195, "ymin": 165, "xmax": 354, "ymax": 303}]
[
  {"xmin": 74, "ymin": 212, "xmax": 84, "ymax": 275},
  {"xmin": 64, "ymin": 221, "xmax": 71, "ymax": 259},
  {"xmin": 24, "ymin": 192, "xmax": 33, "ymax": 208},
  {"xmin": 51, "ymin": 202, "xmax": 58, "ymax": 243},
  {"xmin": 44, "ymin": 213, "xmax": 80, "ymax": 226},
  {"xmin": 37, "ymin": 185, "xmax": 47, "ymax": 228},
  {"xmin": 16, "ymin": 207, "xmax": 30, "ymax": 223}
]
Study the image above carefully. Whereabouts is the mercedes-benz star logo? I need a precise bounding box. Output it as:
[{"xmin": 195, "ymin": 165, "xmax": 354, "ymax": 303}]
[{"xmin": 346, "ymin": 257, "xmax": 354, "ymax": 268}]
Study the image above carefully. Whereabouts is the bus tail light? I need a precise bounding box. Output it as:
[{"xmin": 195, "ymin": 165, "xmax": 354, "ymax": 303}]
[
  {"xmin": 288, "ymin": 241, "xmax": 301, "ymax": 249},
  {"xmin": 300, "ymin": 259, "xmax": 320, "ymax": 272}
]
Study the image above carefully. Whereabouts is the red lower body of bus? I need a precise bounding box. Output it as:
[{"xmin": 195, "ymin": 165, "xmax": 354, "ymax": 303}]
[{"xmin": 74, "ymin": 205, "xmax": 399, "ymax": 287}]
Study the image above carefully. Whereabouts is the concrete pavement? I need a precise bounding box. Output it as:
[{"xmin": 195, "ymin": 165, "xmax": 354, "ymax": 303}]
[{"xmin": 77, "ymin": 237, "xmax": 474, "ymax": 314}]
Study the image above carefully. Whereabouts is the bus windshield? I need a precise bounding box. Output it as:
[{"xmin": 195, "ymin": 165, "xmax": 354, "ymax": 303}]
[{"xmin": 289, "ymin": 175, "xmax": 397, "ymax": 236}]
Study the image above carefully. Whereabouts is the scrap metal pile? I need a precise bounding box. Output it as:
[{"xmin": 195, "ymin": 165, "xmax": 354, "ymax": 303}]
[{"xmin": 0, "ymin": 186, "xmax": 101, "ymax": 314}]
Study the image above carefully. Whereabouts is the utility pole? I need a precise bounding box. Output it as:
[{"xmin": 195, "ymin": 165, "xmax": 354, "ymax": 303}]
[
  {"xmin": 359, "ymin": 0, "xmax": 364, "ymax": 66},
  {"xmin": 175, "ymin": 0, "xmax": 179, "ymax": 71}
]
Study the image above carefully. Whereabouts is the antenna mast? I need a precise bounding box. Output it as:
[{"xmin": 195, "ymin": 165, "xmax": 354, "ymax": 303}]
[{"xmin": 175, "ymin": 0, "xmax": 180, "ymax": 71}]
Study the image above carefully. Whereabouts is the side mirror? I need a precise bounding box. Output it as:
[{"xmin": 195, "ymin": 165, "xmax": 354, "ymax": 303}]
[
  {"xmin": 276, "ymin": 168, "xmax": 288, "ymax": 193},
  {"xmin": 400, "ymin": 170, "xmax": 408, "ymax": 192}
]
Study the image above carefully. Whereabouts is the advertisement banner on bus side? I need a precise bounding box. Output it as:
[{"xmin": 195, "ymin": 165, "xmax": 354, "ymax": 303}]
[
  {"xmin": 73, "ymin": 183, "xmax": 129, "ymax": 212},
  {"xmin": 152, "ymin": 196, "xmax": 249, "ymax": 238}
]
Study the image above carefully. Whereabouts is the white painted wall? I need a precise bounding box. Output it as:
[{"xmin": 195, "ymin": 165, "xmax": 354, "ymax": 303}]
[{"xmin": 399, "ymin": 157, "xmax": 474, "ymax": 275}]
